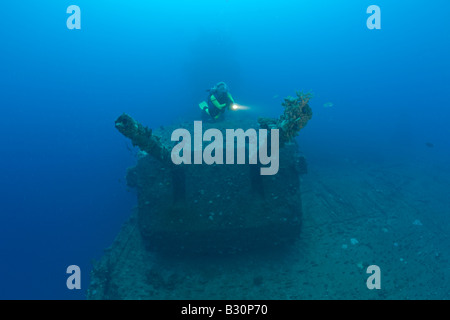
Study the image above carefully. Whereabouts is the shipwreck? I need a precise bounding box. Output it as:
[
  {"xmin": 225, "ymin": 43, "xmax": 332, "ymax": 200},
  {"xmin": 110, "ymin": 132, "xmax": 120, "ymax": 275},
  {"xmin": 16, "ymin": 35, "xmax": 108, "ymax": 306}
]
[{"xmin": 112, "ymin": 91, "xmax": 313, "ymax": 255}]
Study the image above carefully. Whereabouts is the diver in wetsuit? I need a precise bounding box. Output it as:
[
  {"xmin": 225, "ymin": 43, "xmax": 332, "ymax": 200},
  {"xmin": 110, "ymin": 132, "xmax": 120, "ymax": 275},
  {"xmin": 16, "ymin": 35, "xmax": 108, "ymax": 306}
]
[{"xmin": 199, "ymin": 82, "xmax": 235, "ymax": 122}]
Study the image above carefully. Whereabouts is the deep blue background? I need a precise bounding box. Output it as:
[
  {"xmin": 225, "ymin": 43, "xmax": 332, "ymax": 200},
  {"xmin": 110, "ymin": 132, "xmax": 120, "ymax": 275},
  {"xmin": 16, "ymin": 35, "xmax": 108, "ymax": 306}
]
[{"xmin": 0, "ymin": 0, "xmax": 449, "ymax": 299}]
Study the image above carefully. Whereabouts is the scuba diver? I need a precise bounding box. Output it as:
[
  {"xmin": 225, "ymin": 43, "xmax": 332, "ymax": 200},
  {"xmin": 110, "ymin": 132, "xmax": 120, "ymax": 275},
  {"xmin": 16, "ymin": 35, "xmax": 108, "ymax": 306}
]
[{"xmin": 199, "ymin": 82, "xmax": 235, "ymax": 122}]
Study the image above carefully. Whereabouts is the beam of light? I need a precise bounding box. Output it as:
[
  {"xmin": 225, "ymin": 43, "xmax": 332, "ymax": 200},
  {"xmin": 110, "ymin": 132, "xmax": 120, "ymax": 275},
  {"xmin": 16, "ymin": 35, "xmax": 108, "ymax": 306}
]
[{"xmin": 232, "ymin": 104, "xmax": 250, "ymax": 110}]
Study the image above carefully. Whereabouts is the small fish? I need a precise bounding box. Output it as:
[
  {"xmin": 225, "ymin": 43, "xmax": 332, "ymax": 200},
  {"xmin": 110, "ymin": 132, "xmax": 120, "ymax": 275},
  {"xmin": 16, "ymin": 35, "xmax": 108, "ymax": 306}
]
[
  {"xmin": 425, "ymin": 142, "xmax": 434, "ymax": 148},
  {"xmin": 272, "ymin": 94, "xmax": 279, "ymax": 99},
  {"xmin": 323, "ymin": 102, "xmax": 334, "ymax": 108}
]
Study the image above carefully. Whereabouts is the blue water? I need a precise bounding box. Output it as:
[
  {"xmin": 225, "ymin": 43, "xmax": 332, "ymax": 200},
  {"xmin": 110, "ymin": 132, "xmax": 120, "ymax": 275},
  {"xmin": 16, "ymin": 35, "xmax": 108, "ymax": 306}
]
[{"xmin": 1, "ymin": 0, "xmax": 449, "ymax": 299}]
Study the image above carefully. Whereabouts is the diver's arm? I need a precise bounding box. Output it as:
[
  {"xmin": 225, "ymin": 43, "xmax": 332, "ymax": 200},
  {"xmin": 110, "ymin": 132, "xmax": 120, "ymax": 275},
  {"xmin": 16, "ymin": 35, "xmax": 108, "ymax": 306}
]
[
  {"xmin": 211, "ymin": 95, "xmax": 227, "ymax": 109},
  {"xmin": 227, "ymin": 92, "xmax": 235, "ymax": 110},
  {"xmin": 227, "ymin": 92, "xmax": 235, "ymax": 104}
]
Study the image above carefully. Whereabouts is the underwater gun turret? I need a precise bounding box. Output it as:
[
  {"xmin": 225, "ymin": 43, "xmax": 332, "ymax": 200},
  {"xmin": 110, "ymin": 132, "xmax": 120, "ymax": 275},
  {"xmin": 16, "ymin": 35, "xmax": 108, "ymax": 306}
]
[
  {"xmin": 115, "ymin": 113, "xmax": 186, "ymax": 202},
  {"xmin": 115, "ymin": 113, "xmax": 172, "ymax": 164},
  {"xmin": 258, "ymin": 91, "xmax": 313, "ymax": 146}
]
